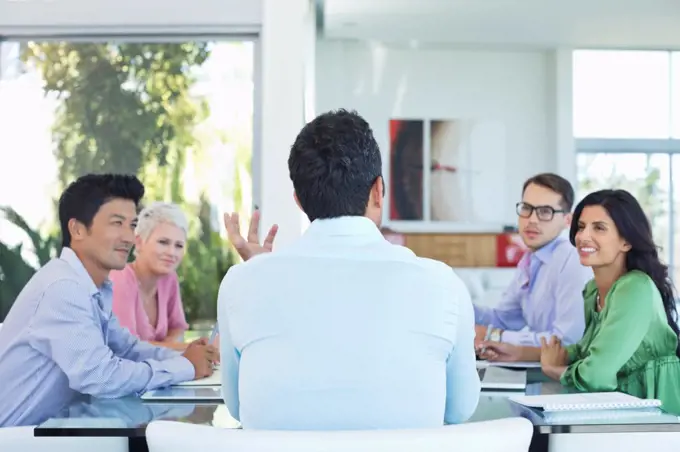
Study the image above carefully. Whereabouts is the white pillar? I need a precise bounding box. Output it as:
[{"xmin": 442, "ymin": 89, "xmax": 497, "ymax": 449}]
[
  {"xmin": 550, "ymin": 48, "xmax": 576, "ymax": 186},
  {"xmin": 257, "ymin": 0, "xmax": 315, "ymax": 247}
]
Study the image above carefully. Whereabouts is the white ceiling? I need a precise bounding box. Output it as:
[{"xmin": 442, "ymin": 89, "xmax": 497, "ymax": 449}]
[{"xmin": 321, "ymin": 0, "xmax": 680, "ymax": 49}]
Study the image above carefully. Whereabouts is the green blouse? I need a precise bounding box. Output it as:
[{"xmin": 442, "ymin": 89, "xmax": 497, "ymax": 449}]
[{"xmin": 561, "ymin": 270, "xmax": 680, "ymax": 411}]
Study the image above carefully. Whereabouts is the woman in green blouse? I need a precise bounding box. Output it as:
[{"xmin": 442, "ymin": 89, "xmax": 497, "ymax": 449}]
[{"xmin": 540, "ymin": 189, "xmax": 680, "ymax": 405}]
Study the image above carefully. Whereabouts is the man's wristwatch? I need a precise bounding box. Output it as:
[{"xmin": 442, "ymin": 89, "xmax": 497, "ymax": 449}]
[{"xmin": 489, "ymin": 328, "xmax": 502, "ymax": 342}]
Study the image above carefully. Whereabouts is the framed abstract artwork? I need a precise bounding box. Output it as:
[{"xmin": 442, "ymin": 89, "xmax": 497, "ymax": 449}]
[{"xmin": 385, "ymin": 118, "xmax": 507, "ymax": 232}]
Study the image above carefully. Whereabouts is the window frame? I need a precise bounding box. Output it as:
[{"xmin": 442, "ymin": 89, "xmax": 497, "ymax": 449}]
[
  {"xmin": 575, "ymin": 138, "xmax": 680, "ymax": 275},
  {"xmin": 574, "ymin": 48, "xmax": 680, "ymax": 278},
  {"xmin": 0, "ymin": 33, "xmax": 260, "ymax": 323}
]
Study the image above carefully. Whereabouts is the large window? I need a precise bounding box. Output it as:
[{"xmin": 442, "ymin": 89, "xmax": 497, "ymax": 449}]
[
  {"xmin": 0, "ymin": 38, "xmax": 256, "ymax": 325},
  {"xmin": 574, "ymin": 50, "xmax": 680, "ymax": 282}
]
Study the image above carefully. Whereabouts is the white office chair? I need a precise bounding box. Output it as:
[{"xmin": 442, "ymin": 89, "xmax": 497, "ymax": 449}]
[
  {"xmin": 0, "ymin": 426, "xmax": 128, "ymax": 452},
  {"xmin": 146, "ymin": 417, "xmax": 534, "ymax": 452}
]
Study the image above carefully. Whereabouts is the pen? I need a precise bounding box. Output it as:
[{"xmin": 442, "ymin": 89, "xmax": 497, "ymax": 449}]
[
  {"xmin": 480, "ymin": 323, "xmax": 493, "ymax": 355},
  {"xmin": 208, "ymin": 324, "xmax": 220, "ymax": 369},
  {"xmin": 209, "ymin": 324, "xmax": 219, "ymax": 345}
]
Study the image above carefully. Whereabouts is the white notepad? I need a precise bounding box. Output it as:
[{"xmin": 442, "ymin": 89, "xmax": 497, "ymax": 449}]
[
  {"xmin": 173, "ymin": 369, "xmax": 221, "ymax": 387},
  {"xmin": 510, "ymin": 392, "xmax": 662, "ymax": 412},
  {"xmin": 141, "ymin": 386, "xmax": 223, "ymax": 402}
]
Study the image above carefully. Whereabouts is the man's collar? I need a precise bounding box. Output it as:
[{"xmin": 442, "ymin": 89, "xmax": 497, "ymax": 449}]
[
  {"xmin": 304, "ymin": 216, "xmax": 383, "ymax": 238},
  {"xmin": 531, "ymin": 235, "xmax": 566, "ymax": 264},
  {"xmin": 60, "ymin": 247, "xmax": 112, "ymax": 297}
]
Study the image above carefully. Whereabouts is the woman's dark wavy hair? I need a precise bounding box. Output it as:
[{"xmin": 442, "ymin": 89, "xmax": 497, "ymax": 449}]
[{"xmin": 569, "ymin": 189, "xmax": 680, "ymax": 358}]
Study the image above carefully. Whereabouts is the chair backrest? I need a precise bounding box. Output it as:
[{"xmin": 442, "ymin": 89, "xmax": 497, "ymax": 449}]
[
  {"xmin": 147, "ymin": 417, "xmax": 533, "ymax": 452},
  {"xmin": 0, "ymin": 426, "xmax": 127, "ymax": 452}
]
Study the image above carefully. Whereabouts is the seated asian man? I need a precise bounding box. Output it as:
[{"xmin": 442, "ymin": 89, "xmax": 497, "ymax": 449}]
[
  {"xmin": 217, "ymin": 109, "xmax": 481, "ymax": 430},
  {"xmin": 0, "ymin": 174, "xmax": 216, "ymax": 427}
]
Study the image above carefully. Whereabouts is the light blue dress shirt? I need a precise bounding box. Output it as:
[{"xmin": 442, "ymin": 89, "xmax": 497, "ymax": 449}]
[
  {"xmin": 0, "ymin": 247, "xmax": 194, "ymax": 427},
  {"xmin": 474, "ymin": 236, "xmax": 593, "ymax": 346},
  {"xmin": 218, "ymin": 216, "xmax": 481, "ymax": 430}
]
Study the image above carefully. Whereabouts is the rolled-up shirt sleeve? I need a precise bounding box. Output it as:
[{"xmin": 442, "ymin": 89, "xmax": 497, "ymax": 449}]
[{"xmin": 29, "ymin": 280, "xmax": 194, "ymax": 398}]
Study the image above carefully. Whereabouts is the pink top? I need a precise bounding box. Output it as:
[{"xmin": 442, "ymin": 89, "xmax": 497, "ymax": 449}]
[{"xmin": 110, "ymin": 264, "xmax": 189, "ymax": 342}]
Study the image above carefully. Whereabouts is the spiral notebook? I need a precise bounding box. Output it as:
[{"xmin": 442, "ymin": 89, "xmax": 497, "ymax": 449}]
[
  {"xmin": 540, "ymin": 408, "xmax": 673, "ymax": 424},
  {"xmin": 509, "ymin": 392, "xmax": 662, "ymax": 412}
]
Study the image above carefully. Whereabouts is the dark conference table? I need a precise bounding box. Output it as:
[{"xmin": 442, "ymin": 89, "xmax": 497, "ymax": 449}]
[{"xmin": 34, "ymin": 370, "xmax": 680, "ymax": 452}]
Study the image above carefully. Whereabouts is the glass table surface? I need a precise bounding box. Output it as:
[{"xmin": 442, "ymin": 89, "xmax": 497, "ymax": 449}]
[{"xmin": 36, "ymin": 370, "xmax": 680, "ymax": 437}]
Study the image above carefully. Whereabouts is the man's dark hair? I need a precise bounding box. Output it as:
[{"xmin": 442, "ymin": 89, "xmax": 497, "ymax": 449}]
[
  {"xmin": 58, "ymin": 174, "xmax": 145, "ymax": 247},
  {"xmin": 288, "ymin": 109, "xmax": 382, "ymax": 221},
  {"xmin": 522, "ymin": 173, "xmax": 574, "ymax": 211}
]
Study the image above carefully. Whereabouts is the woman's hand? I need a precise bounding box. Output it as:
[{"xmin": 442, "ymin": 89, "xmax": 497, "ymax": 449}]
[
  {"xmin": 540, "ymin": 335, "xmax": 569, "ymax": 381},
  {"xmin": 540, "ymin": 335, "xmax": 569, "ymax": 367}
]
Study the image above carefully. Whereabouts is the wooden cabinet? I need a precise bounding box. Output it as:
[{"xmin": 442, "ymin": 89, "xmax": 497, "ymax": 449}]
[{"xmin": 403, "ymin": 233, "xmax": 497, "ymax": 267}]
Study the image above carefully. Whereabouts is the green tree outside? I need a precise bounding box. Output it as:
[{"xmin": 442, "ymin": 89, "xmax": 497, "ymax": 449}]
[
  {"xmin": 0, "ymin": 41, "xmax": 251, "ymax": 324},
  {"xmin": 577, "ymin": 153, "xmax": 670, "ymax": 264}
]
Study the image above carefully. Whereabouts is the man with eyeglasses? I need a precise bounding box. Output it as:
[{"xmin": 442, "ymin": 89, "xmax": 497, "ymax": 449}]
[{"xmin": 474, "ymin": 173, "xmax": 592, "ymax": 362}]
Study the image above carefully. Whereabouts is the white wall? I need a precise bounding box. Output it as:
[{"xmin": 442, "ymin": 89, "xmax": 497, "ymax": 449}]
[{"xmin": 315, "ymin": 39, "xmax": 574, "ymax": 230}]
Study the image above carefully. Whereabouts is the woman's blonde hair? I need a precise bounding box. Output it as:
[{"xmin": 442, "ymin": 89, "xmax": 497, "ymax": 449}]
[{"xmin": 135, "ymin": 202, "xmax": 188, "ymax": 241}]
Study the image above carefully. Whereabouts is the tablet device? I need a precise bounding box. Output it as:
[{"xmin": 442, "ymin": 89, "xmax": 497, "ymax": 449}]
[
  {"xmin": 479, "ymin": 367, "xmax": 527, "ymax": 391},
  {"xmin": 141, "ymin": 386, "xmax": 223, "ymax": 402}
]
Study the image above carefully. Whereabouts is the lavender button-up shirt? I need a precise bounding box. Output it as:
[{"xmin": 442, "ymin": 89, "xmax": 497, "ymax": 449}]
[
  {"xmin": 474, "ymin": 236, "xmax": 592, "ymax": 347},
  {"xmin": 0, "ymin": 247, "xmax": 195, "ymax": 427}
]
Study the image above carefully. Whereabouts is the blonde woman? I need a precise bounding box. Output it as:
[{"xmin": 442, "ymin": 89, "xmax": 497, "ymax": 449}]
[{"xmin": 111, "ymin": 202, "xmax": 190, "ymax": 350}]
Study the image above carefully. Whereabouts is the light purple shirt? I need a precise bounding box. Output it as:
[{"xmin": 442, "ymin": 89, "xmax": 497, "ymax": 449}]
[
  {"xmin": 474, "ymin": 236, "xmax": 592, "ymax": 346},
  {"xmin": 0, "ymin": 247, "xmax": 195, "ymax": 427}
]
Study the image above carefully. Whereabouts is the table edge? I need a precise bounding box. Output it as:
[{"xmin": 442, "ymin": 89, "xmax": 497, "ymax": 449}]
[
  {"xmin": 537, "ymin": 423, "xmax": 680, "ymax": 434},
  {"xmin": 34, "ymin": 426, "xmax": 146, "ymax": 438},
  {"xmin": 34, "ymin": 422, "xmax": 680, "ymax": 438}
]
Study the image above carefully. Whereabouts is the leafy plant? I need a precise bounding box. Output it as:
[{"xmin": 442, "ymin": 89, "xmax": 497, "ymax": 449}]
[
  {"xmin": 177, "ymin": 194, "xmax": 238, "ymax": 324},
  {"xmin": 0, "ymin": 242, "xmax": 36, "ymax": 320},
  {"xmin": 0, "ymin": 206, "xmax": 60, "ymax": 320},
  {"xmin": 0, "ymin": 206, "xmax": 60, "ymax": 267}
]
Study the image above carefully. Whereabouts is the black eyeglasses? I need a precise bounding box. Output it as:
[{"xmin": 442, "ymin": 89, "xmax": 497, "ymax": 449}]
[{"xmin": 516, "ymin": 202, "xmax": 566, "ymax": 222}]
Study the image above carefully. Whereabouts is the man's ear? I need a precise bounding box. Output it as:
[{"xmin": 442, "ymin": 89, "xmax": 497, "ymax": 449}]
[
  {"xmin": 371, "ymin": 177, "xmax": 384, "ymax": 208},
  {"xmin": 293, "ymin": 191, "xmax": 302, "ymax": 211},
  {"xmin": 68, "ymin": 218, "xmax": 86, "ymax": 243}
]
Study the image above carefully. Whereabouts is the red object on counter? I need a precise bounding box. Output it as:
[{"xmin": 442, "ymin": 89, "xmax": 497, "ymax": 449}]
[{"xmin": 496, "ymin": 233, "xmax": 527, "ymax": 267}]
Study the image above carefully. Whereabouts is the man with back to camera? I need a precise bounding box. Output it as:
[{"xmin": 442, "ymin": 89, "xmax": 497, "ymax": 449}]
[
  {"xmin": 475, "ymin": 173, "xmax": 593, "ymax": 362},
  {"xmin": 0, "ymin": 174, "xmax": 217, "ymax": 427},
  {"xmin": 217, "ymin": 109, "xmax": 481, "ymax": 430}
]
